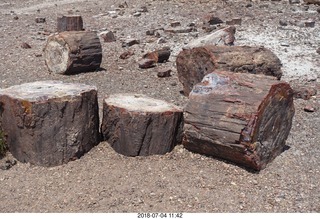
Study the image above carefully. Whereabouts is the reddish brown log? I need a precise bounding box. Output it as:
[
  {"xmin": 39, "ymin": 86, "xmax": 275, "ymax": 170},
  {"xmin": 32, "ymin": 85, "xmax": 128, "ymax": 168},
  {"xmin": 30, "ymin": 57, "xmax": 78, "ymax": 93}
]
[
  {"xmin": 57, "ymin": 15, "xmax": 84, "ymax": 32},
  {"xmin": 176, "ymin": 45, "xmax": 283, "ymax": 95},
  {"xmin": 0, "ymin": 81, "xmax": 100, "ymax": 167},
  {"xmin": 101, "ymin": 94, "xmax": 183, "ymax": 156},
  {"xmin": 143, "ymin": 47, "xmax": 171, "ymax": 63},
  {"xmin": 183, "ymin": 71, "xmax": 295, "ymax": 171},
  {"xmin": 44, "ymin": 31, "xmax": 102, "ymax": 74}
]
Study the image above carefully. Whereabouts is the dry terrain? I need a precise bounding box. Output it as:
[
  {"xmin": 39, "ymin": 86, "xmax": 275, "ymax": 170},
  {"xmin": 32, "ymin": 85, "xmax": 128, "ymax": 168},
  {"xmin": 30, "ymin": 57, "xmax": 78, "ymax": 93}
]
[{"xmin": 0, "ymin": 0, "xmax": 319, "ymax": 213}]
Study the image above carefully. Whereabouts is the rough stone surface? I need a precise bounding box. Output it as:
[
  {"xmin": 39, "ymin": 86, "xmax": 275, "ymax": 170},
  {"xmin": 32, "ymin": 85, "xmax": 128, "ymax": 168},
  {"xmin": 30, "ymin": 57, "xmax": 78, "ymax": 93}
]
[
  {"xmin": 176, "ymin": 45, "xmax": 283, "ymax": 95},
  {"xmin": 99, "ymin": 30, "xmax": 116, "ymax": 42},
  {"xmin": 101, "ymin": 94, "xmax": 183, "ymax": 156},
  {"xmin": 0, "ymin": 81, "xmax": 100, "ymax": 167},
  {"xmin": 183, "ymin": 71, "xmax": 295, "ymax": 171}
]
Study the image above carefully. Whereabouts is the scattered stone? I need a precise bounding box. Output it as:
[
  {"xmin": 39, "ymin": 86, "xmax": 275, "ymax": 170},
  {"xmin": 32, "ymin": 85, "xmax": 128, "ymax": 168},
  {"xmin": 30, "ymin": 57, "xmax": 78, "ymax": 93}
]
[
  {"xmin": 226, "ymin": 18, "xmax": 242, "ymax": 25},
  {"xmin": 119, "ymin": 50, "xmax": 135, "ymax": 59},
  {"xmin": 204, "ymin": 15, "xmax": 224, "ymax": 25},
  {"xmin": 122, "ymin": 38, "xmax": 140, "ymax": 47},
  {"xmin": 164, "ymin": 27, "xmax": 193, "ymax": 34},
  {"xmin": 143, "ymin": 47, "xmax": 171, "ymax": 63},
  {"xmin": 157, "ymin": 68, "xmax": 172, "ymax": 78},
  {"xmin": 118, "ymin": 2, "xmax": 128, "ymax": 8},
  {"xmin": 316, "ymin": 47, "xmax": 320, "ymax": 54},
  {"xmin": 293, "ymin": 86, "xmax": 317, "ymax": 100},
  {"xmin": 138, "ymin": 58, "xmax": 156, "ymax": 69},
  {"xmin": 202, "ymin": 24, "xmax": 217, "ymax": 33},
  {"xmin": 317, "ymin": 7, "xmax": 320, "ymax": 13},
  {"xmin": 170, "ymin": 21, "xmax": 181, "ymax": 27},
  {"xmin": 305, "ymin": 20, "xmax": 315, "ymax": 27},
  {"xmin": 21, "ymin": 42, "xmax": 31, "ymax": 49},
  {"xmin": 35, "ymin": 17, "xmax": 46, "ymax": 23},
  {"xmin": 304, "ymin": 0, "xmax": 320, "ymax": 6},
  {"xmin": 13, "ymin": 16, "xmax": 19, "ymax": 20},
  {"xmin": 304, "ymin": 105, "xmax": 316, "ymax": 112},
  {"xmin": 246, "ymin": 3, "xmax": 253, "ymax": 7},
  {"xmin": 146, "ymin": 29, "xmax": 155, "ymax": 36},
  {"xmin": 138, "ymin": 6, "xmax": 148, "ymax": 12},
  {"xmin": 157, "ymin": 37, "xmax": 166, "ymax": 44},
  {"xmin": 289, "ymin": 0, "xmax": 301, "ymax": 3},
  {"xmin": 280, "ymin": 42, "xmax": 290, "ymax": 47},
  {"xmin": 170, "ymin": 82, "xmax": 177, "ymax": 86},
  {"xmin": 279, "ymin": 20, "xmax": 288, "ymax": 26},
  {"xmin": 99, "ymin": 30, "xmax": 116, "ymax": 42},
  {"xmin": 186, "ymin": 26, "xmax": 236, "ymax": 48},
  {"xmin": 188, "ymin": 22, "xmax": 196, "ymax": 27},
  {"xmin": 133, "ymin": 12, "xmax": 141, "ymax": 17},
  {"xmin": 35, "ymin": 53, "xmax": 42, "ymax": 57}
]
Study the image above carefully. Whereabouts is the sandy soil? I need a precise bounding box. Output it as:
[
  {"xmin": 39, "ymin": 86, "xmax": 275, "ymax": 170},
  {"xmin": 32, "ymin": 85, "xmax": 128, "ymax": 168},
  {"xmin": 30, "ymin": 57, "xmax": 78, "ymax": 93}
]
[{"xmin": 0, "ymin": 0, "xmax": 319, "ymax": 213}]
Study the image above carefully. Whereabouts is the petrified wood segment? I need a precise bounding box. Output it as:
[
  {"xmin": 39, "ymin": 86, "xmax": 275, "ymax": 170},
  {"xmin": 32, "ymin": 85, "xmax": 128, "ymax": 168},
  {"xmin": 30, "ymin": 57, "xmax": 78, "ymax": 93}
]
[
  {"xmin": 57, "ymin": 15, "xmax": 84, "ymax": 32},
  {"xmin": 101, "ymin": 94, "xmax": 183, "ymax": 156},
  {"xmin": 0, "ymin": 81, "xmax": 100, "ymax": 167},
  {"xmin": 183, "ymin": 71, "xmax": 295, "ymax": 171},
  {"xmin": 44, "ymin": 31, "xmax": 102, "ymax": 74},
  {"xmin": 176, "ymin": 45, "xmax": 283, "ymax": 95}
]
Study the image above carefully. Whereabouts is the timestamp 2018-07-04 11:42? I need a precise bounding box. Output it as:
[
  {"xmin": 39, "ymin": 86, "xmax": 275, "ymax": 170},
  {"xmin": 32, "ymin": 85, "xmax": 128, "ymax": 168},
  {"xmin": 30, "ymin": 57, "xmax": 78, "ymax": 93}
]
[{"xmin": 137, "ymin": 213, "xmax": 183, "ymax": 219}]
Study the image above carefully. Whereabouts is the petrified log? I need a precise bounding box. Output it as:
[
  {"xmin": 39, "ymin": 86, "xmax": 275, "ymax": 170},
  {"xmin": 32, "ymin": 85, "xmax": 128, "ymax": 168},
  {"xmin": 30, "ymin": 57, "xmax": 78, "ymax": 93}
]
[
  {"xmin": 101, "ymin": 94, "xmax": 183, "ymax": 156},
  {"xmin": 183, "ymin": 71, "xmax": 295, "ymax": 171},
  {"xmin": 0, "ymin": 81, "xmax": 100, "ymax": 167},
  {"xmin": 176, "ymin": 45, "xmax": 283, "ymax": 95},
  {"xmin": 57, "ymin": 15, "xmax": 84, "ymax": 32},
  {"xmin": 143, "ymin": 47, "xmax": 171, "ymax": 63},
  {"xmin": 44, "ymin": 31, "xmax": 102, "ymax": 74}
]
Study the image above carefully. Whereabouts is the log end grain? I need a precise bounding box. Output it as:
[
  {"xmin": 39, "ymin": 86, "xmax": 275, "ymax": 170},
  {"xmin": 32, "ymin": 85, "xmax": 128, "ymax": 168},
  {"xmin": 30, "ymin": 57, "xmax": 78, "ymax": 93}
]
[
  {"xmin": 183, "ymin": 71, "xmax": 294, "ymax": 171},
  {"xmin": 44, "ymin": 31, "xmax": 102, "ymax": 75},
  {"xmin": 0, "ymin": 81, "xmax": 100, "ymax": 167},
  {"xmin": 101, "ymin": 94, "xmax": 183, "ymax": 156}
]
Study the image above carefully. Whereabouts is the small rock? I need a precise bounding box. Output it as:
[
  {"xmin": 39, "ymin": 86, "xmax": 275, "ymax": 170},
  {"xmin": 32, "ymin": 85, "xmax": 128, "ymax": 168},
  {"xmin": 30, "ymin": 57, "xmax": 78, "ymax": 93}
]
[
  {"xmin": 122, "ymin": 38, "xmax": 140, "ymax": 47},
  {"xmin": 226, "ymin": 18, "xmax": 242, "ymax": 25},
  {"xmin": 170, "ymin": 21, "xmax": 181, "ymax": 27},
  {"xmin": 279, "ymin": 20, "xmax": 288, "ymax": 26},
  {"xmin": 293, "ymin": 86, "xmax": 317, "ymax": 100},
  {"xmin": 99, "ymin": 30, "xmax": 116, "ymax": 42},
  {"xmin": 246, "ymin": 3, "xmax": 253, "ymax": 7},
  {"xmin": 138, "ymin": 58, "xmax": 156, "ymax": 69},
  {"xmin": 289, "ymin": 0, "xmax": 301, "ymax": 3},
  {"xmin": 138, "ymin": 6, "xmax": 148, "ymax": 12},
  {"xmin": 202, "ymin": 25, "xmax": 217, "ymax": 33},
  {"xmin": 13, "ymin": 16, "xmax": 19, "ymax": 20},
  {"xmin": 164, "ymin": 27, "xmax": 193, "ymax": 34},
  {"xmin": 304, "ymin": 105, "xmax": 316, "ymax": 112},
  {"xmin": 317, "ymin": 8, "xmax": 320, "ymax": 13},
  {"xmin": 157, "ymin": 37, "xmax": 166, "ymax": 44},
  {"xmin": 146, "ymin": 29, "xmax": 155, "ymax": 36},
  {"xmin": 304, "ymin": 0, "xmax": 320, "ymax": 6},
  {"xmin": 157, "ymin": 68, "xmax": 172, "ymax": 78},
  {"xmin": 35, "ymin": 53, "xmax": 42, "ymax": 57},
  {"xmin": 316, "ymin": 47, "xmax": 320, "ymax": 54},
  {"xmin": 280, "ymin": 42, "xmax": 290, "ymax": 47},
  {"xmin": 119, "ymin": 2, "xmax": 128, "ymax": 8},
  {"xmin": 35, "ymin": 17, "xmax": 46, "ymax": 23},
  {"xmin": 21, "ymin": 42, "xmax": 31, "ymax": 49},
  {"xmin": 133, "ymin": 12, "xmax": 141, "ymax": 17},
  {"xmin": 119, "ymin": 50, "xmax": 135, "ymax": 59},
  {"xmin": 305, "ymin": 20, "xmax": 315, "ymax": 28},
  {"xmin": 204, "ymin": 15, "xmax": 223, "ymax": 25},
  {"xmin": 170, "ymin": 82, "xmax": 177, "ymax": 86}
]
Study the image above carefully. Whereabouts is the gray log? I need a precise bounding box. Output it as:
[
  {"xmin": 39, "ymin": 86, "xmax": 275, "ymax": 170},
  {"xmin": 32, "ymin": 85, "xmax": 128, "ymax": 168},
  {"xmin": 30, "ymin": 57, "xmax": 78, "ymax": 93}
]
[
  {"xmin": 57, "ymin": 15, "xmax": 84, "ymax": 32},
  {"xmin": 0, "ymin": 81, "xmax": 100, "ymax": 167},
  {"xmin": 101, "ymin": 94, "xmax": 183, "ymax": 156},
  {"xmin": 183, "ymin": 71, "xmax": 295, "ymax": 171}
]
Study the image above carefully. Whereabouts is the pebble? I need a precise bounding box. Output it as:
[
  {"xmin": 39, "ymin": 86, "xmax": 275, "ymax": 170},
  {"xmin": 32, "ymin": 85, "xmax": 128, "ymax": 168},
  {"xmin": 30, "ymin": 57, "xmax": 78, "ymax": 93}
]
[
  {"xmin": 133, "ymin": 12, "xmax": 141, "ymax": 17},
  {"xmin": 226, "ymin": 18, "xmax": 242, "ymax": 25},
  {"xmin": 304, "ymin": 20, "xmax": 315, "ymax": 28},
  {"xmin": 21, "ymin": 42, "xmax": 31, "ymax": 49},
  {"xmin": 304, "ymin": 105, "xmax": 316, "ymax": 112},
  {"xmin": 138, "ymin": 58, "xmax": 156, "ymax": 69},
  {"xmin": 157, "ymin": 37, "xmax": 166, "ymax": 44},
  {"xmin": 35, "ymin": 17, "xmax": 46, "ymax": 23},
  {"xmin": 99, "ymin": 30, "xmax": 116, "ymax": 42},
  {"xmin": 170, "ymin": 21, "xmax": 181, "ymax": 27},
  {"xmin": 122, "ymin": 38, "xmax": 140, "ymax": 47},
  {"xmin": 316, "ymin": 47, "xmax": 320, "ymax": 54},
  {"xmin": 157, "ymin": 68, "xmax": 172, "ymax": 78},
  {"xmin": 279, "ymin": 20, "xmax": 288, "ymax": 26}
]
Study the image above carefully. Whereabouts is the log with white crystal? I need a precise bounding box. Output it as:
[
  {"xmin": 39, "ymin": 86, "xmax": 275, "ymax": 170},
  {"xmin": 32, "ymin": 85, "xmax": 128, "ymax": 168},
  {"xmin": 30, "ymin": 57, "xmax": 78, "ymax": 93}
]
[
  {"xmin": 0, "ymin": 81, "xmax": 100, "ymax": 167},
  {"xmin": 101, "ymin": 94, "xmax": 183, "ymax": 156},
  {"xmin": 183, "ymin": 71, "xmax": 295, "ymax": 170}
]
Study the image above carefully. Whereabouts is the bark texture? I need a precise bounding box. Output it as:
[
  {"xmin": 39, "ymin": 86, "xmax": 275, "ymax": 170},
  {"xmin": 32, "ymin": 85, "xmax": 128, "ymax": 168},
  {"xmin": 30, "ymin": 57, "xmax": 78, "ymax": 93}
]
[
  {"xmin": 176, "ymin": 45, "xmax": 283, "ymax": 95},
  {"xmin": 0, "ymin": 81, "xmax": 100, "ymax": 167},
  {"xmin": 101, "ymin": 94, "xmax": 183, "ymax": 156},
  {"xmin": 57, "ymin": 15, "xmax": 84, "ymax": 32},
  {"xmin": 183, "ymin": 71, "xmax": 295, "ymax": 171},
  {"xmin": 44, "ymin": 31, "xmax": 102, "ymax": 74}
]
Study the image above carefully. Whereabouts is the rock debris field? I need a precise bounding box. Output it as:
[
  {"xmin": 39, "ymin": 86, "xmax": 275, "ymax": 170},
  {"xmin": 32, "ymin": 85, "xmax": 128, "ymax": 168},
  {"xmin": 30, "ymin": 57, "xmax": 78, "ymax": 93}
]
[{"xmin": 0, "ymin": 0, "xmax": 320, "ymax": 213}]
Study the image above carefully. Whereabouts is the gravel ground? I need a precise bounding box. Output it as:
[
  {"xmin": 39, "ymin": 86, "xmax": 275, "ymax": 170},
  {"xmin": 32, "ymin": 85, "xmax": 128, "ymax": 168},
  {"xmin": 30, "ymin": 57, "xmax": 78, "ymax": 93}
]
[{"xmin": 0, "ymin": 0, "xmax": 319, "ymax": 213}]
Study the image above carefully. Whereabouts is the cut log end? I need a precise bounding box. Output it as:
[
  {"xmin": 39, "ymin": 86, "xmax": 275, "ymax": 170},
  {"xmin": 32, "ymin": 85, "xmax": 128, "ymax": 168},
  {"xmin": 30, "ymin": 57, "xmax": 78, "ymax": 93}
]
[
  {"xmin": 101, "ymin": 94, "xmax": 183, "ymax": 157},
  {"xmin": 183, "ymin": 71, "xmax": 294, "ymax": 171},
  {"xmin": 44, "ymin": 31, "xmax": 102, "ymax": 75}
]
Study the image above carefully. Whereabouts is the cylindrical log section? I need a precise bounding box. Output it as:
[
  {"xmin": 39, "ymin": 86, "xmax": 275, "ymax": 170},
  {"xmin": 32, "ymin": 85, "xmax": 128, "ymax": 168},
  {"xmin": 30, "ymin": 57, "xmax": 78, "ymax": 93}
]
[
  {"xmin": 57, "ymin": 15, "xmax": 84, "ymax": 32},
  {"xmin": 183, "ymin": 71, "xmax": 295, "ymax": 171},
  {"xmin": 0, "ymin": 81, "xmax": 100, "ymax": 167},
  {"xmin": 44, "ymin": 31, "xmax": 102, "ymax": 75},
  {"xmin": 143, "ymin": 47, "xmax": 171, "ymax": 63},
  {"xmin": 101, "ymin": 94, "xmax": 183, "ymax": 156},
  {"xmin": 176, "ymin": 46, "xmax": 283, "ymax": 95}
]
